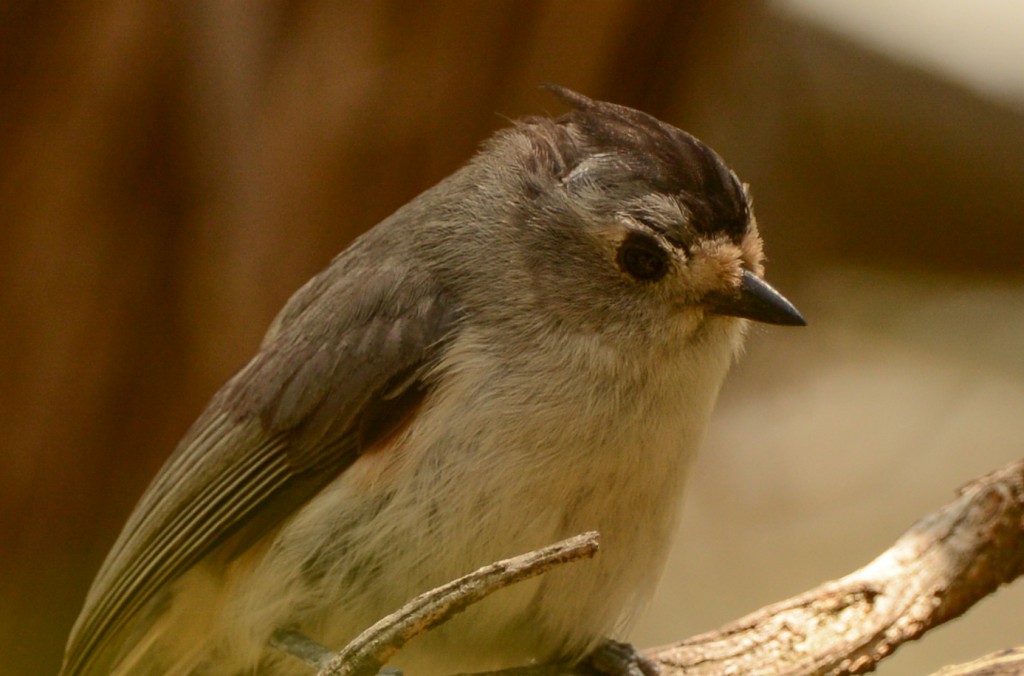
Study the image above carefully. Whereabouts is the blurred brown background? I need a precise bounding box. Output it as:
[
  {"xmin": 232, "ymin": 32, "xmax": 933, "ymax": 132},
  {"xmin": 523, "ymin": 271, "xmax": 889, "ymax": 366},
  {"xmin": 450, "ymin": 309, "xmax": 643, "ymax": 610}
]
[{"xmin": 2, "ymin": 1, "xmax": 1023, "ymax": 674}]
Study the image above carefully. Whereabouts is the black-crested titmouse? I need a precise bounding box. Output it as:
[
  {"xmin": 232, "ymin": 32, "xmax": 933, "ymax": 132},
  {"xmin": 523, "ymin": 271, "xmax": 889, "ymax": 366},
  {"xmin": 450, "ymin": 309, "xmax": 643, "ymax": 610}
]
[{"xmin": 63, "ymin": 87, "xmax": 804, "ymax": 675}]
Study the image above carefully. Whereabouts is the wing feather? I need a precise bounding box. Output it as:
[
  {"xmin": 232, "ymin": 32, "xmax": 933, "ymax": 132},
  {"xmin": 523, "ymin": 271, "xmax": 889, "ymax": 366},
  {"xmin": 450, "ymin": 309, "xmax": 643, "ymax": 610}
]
[{"xmin": 62, "ymin": 258, "xmax": 458, "ymax": 675}]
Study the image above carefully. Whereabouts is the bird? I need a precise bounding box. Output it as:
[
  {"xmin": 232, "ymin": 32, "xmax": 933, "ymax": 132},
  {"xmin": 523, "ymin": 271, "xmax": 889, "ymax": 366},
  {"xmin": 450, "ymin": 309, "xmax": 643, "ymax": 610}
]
[{"xmin": 62, "ymin": 86, "xmax": 805, "ymax": 675}]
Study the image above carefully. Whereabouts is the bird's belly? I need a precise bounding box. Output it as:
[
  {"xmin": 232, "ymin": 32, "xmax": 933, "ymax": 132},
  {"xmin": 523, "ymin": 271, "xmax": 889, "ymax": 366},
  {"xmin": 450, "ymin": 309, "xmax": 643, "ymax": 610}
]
[{"xmin": 243, "ymin": 415, "xmax": 695, "ymax": 673}]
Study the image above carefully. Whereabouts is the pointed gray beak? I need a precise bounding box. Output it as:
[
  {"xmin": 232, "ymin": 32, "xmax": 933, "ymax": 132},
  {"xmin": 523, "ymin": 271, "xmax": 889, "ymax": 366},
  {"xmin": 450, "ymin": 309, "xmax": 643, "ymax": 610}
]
[{"xmin": 704, "ymin": 270, "xmax": 806, "ymax": 326}]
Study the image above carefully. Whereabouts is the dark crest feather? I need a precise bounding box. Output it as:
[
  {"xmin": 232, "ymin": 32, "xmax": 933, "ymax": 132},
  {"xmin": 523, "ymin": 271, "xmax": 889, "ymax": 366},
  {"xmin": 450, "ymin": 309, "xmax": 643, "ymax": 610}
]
[{"xmin": 535, "ymin": 84, "xmax": 750, "ymax": 241}]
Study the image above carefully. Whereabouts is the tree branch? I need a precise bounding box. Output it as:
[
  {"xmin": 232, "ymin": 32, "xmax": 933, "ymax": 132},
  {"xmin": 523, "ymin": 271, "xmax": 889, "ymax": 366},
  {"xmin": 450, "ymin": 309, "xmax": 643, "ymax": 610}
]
[{"xmin": 648, "ymin": 457, "xmax": 1024, "ymax": 674}]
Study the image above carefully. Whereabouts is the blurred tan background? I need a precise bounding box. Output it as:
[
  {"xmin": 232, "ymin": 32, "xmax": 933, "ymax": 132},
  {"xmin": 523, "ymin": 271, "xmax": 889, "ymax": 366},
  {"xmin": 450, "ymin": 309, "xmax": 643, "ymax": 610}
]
[{"xmin": 2, "ymin": 1, "xmax": 1023, "ymax": 674}]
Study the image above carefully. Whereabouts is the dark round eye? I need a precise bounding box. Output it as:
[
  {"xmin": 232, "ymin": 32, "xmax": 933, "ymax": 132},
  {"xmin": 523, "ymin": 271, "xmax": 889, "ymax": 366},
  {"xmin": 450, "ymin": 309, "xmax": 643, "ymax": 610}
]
[{"xmin": 617, "ymin": 233, "xmax": 669, "ymax": 282}]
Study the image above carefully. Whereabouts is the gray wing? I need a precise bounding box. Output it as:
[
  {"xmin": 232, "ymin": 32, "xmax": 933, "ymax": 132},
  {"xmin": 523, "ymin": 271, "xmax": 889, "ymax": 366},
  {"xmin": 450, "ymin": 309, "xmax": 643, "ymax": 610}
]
[{"xmin": 62, "ymin": 255, "xmax": 458, "ymax": 675}]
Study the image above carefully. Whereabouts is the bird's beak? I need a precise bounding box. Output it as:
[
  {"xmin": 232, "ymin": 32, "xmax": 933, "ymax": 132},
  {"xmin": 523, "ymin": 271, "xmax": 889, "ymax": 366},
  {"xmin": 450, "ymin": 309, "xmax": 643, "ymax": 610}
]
[{"xmin": 704, "ymin": 270, "xmax": 806, "ymax": 326}]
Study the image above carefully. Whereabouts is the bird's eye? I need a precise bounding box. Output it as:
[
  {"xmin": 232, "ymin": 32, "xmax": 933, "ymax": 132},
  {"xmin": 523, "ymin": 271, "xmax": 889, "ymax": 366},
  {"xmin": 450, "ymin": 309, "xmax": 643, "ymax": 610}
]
[{"xmin": 617, "ymin": 233, "xmax": 669, "ymax": 282}]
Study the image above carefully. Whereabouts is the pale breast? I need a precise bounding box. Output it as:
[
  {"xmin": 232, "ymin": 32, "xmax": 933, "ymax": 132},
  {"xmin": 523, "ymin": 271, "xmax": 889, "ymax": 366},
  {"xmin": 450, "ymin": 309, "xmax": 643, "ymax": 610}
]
[{"xmin": 220, "ymin": 317, "xmax": 744, "ymax": 674}]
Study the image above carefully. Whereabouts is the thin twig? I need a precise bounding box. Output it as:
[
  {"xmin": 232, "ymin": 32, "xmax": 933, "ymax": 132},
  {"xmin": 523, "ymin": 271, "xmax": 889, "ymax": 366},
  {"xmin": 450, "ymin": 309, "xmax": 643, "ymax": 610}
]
[
  {"xmin": 928, "ymin": 646, "xmax": 1024, "ymax": 676},
  {"xmin": 312, "ymin": 531, "xmax": 600, "ymax": 676}
]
